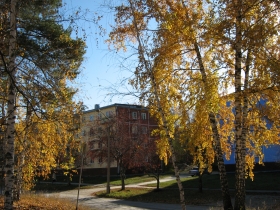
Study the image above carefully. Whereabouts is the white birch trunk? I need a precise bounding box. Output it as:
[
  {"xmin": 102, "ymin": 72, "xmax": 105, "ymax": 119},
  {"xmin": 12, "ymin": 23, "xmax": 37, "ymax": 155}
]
[
  {"xmin": 234, "ymin": 1, "xmax": 246, "ymax": 209},
  {"xmin": 14, "ymin": 105, "xmax": 31, "ymax": 201},
  {"xmin": 194, "ymin": 42, "xmax": 233, "ymax": 210},
  {"xmin": 4, "ymin": 0, "xmax": 17, "ymax": 209}
]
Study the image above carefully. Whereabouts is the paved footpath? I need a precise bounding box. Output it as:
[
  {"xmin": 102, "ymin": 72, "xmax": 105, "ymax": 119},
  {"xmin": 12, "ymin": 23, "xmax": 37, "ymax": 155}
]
[{"xmin": 45, "ymin": 176, "xmax": 223, "ymax": 210}]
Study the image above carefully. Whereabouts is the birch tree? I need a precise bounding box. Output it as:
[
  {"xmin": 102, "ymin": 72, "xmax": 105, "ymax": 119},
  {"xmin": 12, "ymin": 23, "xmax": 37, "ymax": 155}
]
[
  {"xmin": 4, "ymin": 0, "xmax": 17, "ymax": 209},
  {"xmin": 0, "ymin": 0, "xmax": 86, "ymax": 208},
  {"xmin": 108, "ymin": 1, "xmax": 190, "ymax": 208},
  {"xmin": 212, "ymin": 1, "xmax": 280, "ymax": 208},
  {"xmin": 108, "ymin": 0, "xmax": 280, "ymax": 210}
]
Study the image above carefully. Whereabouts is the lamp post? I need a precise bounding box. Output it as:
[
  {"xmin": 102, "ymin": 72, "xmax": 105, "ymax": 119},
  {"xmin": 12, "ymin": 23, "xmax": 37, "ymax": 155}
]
[{"xmin": 95, "ymin": 105, "xmax": 110, "ymax": 194}]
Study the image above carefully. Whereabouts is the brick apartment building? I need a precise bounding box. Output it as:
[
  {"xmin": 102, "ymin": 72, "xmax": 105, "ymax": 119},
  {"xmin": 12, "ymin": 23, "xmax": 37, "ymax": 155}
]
[{"xmin": 79, "ymin": 103, "xmax": 159, "ymax": 176}]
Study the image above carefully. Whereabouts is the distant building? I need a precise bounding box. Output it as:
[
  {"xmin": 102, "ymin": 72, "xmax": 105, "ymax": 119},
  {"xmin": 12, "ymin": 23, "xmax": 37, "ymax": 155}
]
[
  {"xmin": 222, "ymin": 99, "xmax": 280, "ymax": 169},
  {"xmin": 79, "ymin": 103, "xmax": 159, "ymax": 175}
]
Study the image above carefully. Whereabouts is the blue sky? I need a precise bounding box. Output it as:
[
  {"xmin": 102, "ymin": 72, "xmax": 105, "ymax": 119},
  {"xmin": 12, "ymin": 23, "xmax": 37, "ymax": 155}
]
[{"xmin": 63, "ymin": 0, "xmax": 138, "ymax": 109}]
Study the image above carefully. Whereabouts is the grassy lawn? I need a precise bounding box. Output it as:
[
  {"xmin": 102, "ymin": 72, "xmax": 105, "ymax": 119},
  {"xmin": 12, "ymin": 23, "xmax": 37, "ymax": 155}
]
[
  {"xmin": 44, "ymin": 174, "xmax": 167, "ymax": 185},
  {"xmin": 94, "ymin": 188, "xmax": 224, "ymax": 205},
  {"xmin": 32, "ymin": 171, "xmax": 280, "ymax": 207},
  {"xmin": 147, "ymin": 171, "xmax": 280, "ymax": 191},
  {"xmin": 33, "ymin": 174, "xmax": 171, "ymax": 192},
  {"xmin": 93, "ymin": 171, "xmax": 280, "ymax": 206}
]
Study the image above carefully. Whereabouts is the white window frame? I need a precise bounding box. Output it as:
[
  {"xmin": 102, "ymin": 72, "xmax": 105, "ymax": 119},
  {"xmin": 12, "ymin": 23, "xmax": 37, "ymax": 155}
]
[
  {"xmin": 141, "ymin": 113, "xmax": 147, "ymax": 120},
  {"xmin": 89, "ymin": 115, "xmax": 94, "ymax": 121},
  {"xmin": 132, "ymin": 112, "xmax": 137, "ymax": 119}
]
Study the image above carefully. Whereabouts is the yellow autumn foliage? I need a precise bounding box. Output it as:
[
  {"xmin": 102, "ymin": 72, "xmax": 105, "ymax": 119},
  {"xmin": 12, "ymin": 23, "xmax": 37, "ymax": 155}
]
[{"xmin": 15, "ymin": 102, "xmax": 81, "ymax": 190}]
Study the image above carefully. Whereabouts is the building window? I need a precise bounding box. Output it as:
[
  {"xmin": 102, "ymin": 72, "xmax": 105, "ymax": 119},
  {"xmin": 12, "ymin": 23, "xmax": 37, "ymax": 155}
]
[
  {"xmin": 98, "ymin": 113, "xmax": 102, "ymax": 119},
  {"xmin": 106, "ymin": 111, "xmax": 113, "ymax": 118},
  {"xmin": 141, "ymin": 113, "xmax": 147, "ymax": 120},
  {"xmin": 132, "ymin": 125, "xmax": 138, "ymax": 134},
  {"xmin": 142, "ymin": 126, "xmax": 147, "ymax": 134},
  {"xmin": 98, "ymin": 157, "xmax": 102, "ymax": 163},
  {"xmin": 89, "ymin": 128, "xmax": 94, "ymax": 136},
  {"xmin": 89, "ymin": 115, "xmax": 94, "ymax": 121},
  {"xmin": 90, "ymin": 157, "xmax": 94, "ymax": 163},
  {"xmin": 132, "ymin": 112, "xmax": 137, "ymax": 119}
]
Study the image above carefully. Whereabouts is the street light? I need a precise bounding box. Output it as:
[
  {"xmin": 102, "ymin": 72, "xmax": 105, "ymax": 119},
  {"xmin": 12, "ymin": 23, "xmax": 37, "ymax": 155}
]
[{"xmin": 95, "ymin": 104, "xmax": 111, "ymax": 194}]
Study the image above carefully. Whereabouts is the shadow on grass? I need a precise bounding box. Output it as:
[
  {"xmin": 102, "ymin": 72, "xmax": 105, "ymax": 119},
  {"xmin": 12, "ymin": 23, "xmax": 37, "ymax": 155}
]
[
  {"xmin": 94, "ymin": 187, "xmax": 223, "ymax": 205},
  {"xmin": 41, "ymin": 174, "xmax": 165, "ymax": 186},
  {"xmin": 148, "ymin": 171, "xmax": 280, "ymax": 191},
  {"xmin": 32, "ymin": 183, "xmax": 80, "ymax": 193},
  {"xmin": 94, "ymin": 171, "xmax": 280, "ymax": 206}
]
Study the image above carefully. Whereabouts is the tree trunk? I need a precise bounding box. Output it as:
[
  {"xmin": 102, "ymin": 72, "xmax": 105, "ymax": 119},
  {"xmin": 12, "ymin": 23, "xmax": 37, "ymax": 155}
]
[
  {"xmin": 234, "ymin": 1, "xmax": 246, "ymax": 209},
  {"xmin": 120, "ymin": 168, "xmax": 125, "ymax": 190},
  {"xmin": 210, "ymin": 113, "xmax": 233, "ymax": 210},
  {"xmin": 4, "ymin": 0, "xmax": 17, "ymax": 209},
  {"xmin": 198, "ymin": 174, "xmax": 203, "ymax": 193},
  {"xmin": 156, "ymin": 169, "xmax": 160, "ymax": 190},
  {"xmin": 14, "ymin": 104, "xmax": 31, "ymax": 201},
  {"xmin": 194, "ymin": 40, "xmax": 233, "ymax": 209}
]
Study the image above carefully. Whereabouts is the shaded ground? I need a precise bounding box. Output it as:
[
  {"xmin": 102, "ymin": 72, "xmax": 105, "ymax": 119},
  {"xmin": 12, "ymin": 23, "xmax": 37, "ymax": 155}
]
[{"xmin": 42, "ymin": 174, "xmax": 280, "ymax": 210}]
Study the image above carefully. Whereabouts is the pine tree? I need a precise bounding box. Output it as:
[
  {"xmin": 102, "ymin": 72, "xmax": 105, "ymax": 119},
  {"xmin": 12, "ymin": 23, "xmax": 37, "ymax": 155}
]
[{"xmin": 0, "ymin": 0, "xmax": 86, "ymax": 208}]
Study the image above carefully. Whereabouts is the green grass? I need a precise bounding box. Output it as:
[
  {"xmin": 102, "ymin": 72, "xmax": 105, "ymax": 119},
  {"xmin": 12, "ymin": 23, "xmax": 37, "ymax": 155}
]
[
  {"xmin": 33, "ymin": 174, "xmax": 171, "ymax": 192},
  {"xmin": 93, "ymin": 171, "xmax": 280, "ymax": 207},
  {"xmin": 55, "ymin": 174, "xmax": 171, "ymax": 185},
  {"xmin": 33, "ymin": 171, "xmax": 280, "ymax": 207},
  {"xmin": 94, "ymin": 188, "xmax": 224, "ymax": 205},
  {"xmin": 146, "ymin": 172, "xmax": 280, "ymax": 191}
]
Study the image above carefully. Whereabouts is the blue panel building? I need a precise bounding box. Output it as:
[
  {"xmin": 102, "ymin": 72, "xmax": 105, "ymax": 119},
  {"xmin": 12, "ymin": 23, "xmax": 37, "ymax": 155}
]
[{"xmin": 222, "ymin": 98, "xmax": 280, "ymax": 166}]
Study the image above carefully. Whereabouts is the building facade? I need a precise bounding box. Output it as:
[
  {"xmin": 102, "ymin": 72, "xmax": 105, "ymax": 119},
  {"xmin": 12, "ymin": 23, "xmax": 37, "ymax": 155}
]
[{"xmin": 80, "ymin": 103, "xmax": 158, "ymax": 175}]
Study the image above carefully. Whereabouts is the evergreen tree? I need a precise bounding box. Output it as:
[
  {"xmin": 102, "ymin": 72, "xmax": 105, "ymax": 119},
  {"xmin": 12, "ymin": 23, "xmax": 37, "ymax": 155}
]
[{"xmin": 0, "ymin": 0, "xmax": 86, "ymax": 208}]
